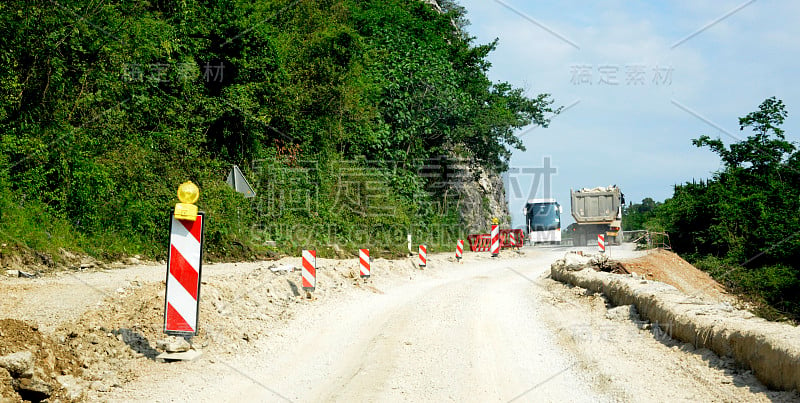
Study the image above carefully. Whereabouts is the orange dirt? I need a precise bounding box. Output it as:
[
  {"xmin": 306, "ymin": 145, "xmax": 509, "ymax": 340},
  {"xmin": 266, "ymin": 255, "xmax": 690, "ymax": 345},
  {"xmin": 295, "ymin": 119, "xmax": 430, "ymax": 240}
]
[{"xmin": 622, "ymin": 249, "xmax": 732, "ymax": 303}]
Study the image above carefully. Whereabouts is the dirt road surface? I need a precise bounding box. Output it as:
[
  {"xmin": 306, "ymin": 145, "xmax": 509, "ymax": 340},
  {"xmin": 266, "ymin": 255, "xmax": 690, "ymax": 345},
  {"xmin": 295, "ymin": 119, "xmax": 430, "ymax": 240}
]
[
  {"xmin": 3, "ymin": 245, "xmax": 797, "ymax": 402},
  {"xmin": 96, "ymin": 246, "xmax": 794, "ymax": 402}
]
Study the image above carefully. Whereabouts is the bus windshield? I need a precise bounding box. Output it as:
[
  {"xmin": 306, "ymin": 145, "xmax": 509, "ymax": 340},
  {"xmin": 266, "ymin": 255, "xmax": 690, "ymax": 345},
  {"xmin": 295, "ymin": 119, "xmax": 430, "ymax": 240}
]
[{"xmin": 529, "ymin": 203, "xmax": 560, "ymax": 231}]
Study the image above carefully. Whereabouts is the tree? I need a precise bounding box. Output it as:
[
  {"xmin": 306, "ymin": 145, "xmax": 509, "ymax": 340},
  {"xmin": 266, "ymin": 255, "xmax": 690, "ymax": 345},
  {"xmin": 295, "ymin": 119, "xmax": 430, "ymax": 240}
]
[{"xmin": 693, "ymin": 97, "xmax": 795, "ymax": 173}]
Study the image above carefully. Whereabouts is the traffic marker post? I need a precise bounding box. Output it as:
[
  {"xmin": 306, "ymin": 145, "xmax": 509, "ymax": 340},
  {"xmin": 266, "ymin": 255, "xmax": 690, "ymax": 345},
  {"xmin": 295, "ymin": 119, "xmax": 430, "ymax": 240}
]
[
  {"xmin": 359, "ymin": 249, "xmax": 370, "ymax": 279},
  {"xmin": 491, "ymin": 224, "xmax": 500, "ymax": 257},
  {"xmin": 164, "ymin": 181, "xmax": 204, "ymax": 344},
  {"xmin": 418, "ymin": 244, "xmax": 427, "ymax": 268},
  {"xmin": 455, "ymin": 239, "xmax": 463, "ymax": 262},
  {"xmin": 302, "ymin": 250, "xmax": 316, "ymax": 292},
  {"xmin": 598, "ymin": 234, "xmax": 606, "ymax": 254},
  {"xmin": 164, "ymin": 213, "xmax": 205, "ymax": 336},
  {"xmin": 509, "ymin": 231, "xmax": 517, "ymax": 250}
]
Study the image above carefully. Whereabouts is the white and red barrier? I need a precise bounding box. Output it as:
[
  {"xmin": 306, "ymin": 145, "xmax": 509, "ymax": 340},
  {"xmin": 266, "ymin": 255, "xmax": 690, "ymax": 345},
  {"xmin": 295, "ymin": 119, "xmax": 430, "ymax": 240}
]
[
  {"xmin": 455, "ymin": 239, "xmax": 463, "ymax": 261},
  {"xmin": 419, "ymin": 244, "xmax": 427, "ymax": 268},
  {"xmin": 359, "ymin": 248, "xmax": 370, "ymax": 278},
  {"xmin": 164, "ymin": 213, "xmax": 205, "ymax": 336},
  {"xmin": 509, "ymin": 231, "xmax": 517, "ymax": 249},
  {"xmin": 302, "ymin": 249, "xmax": 316, "ymax": 290},
  {"xmin": 598, "ymin": 234, "xmax": 605, "ymax": 253},
  {"xmin": 467, "ymin": 234, "xmax": 491, "ymax": 251},
  {"xmin": 491, "ymin": 224, "xmax": 500, "ymax": 257}
]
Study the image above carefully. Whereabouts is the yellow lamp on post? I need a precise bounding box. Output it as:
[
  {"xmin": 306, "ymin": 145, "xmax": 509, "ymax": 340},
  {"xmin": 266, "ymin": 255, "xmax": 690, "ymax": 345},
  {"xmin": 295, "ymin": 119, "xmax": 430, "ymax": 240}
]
[
  {"xmin": 492, "ymin": 217, "xmax": 499, "ymax": 225},
  {"xmin": 174, "ymin": 181, "xmax": 200, "ymax": 222}
]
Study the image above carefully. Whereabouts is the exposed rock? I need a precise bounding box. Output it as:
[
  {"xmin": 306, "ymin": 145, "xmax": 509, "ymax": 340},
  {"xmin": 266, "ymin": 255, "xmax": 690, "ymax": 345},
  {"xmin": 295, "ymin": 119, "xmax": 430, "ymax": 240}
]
[
  {"xmin": 0, "ymin": 368, "xmax": 20, "ymax": 402},
  {"xmin": 5, "ymin": 270, "xmax": 19, "ymax": 277},
  {"xmin": 156, "ymin": 337, "xmax": 190, "ymax": 353},
  {"xmin": 80, "ymin": 262, "xmax": 96, "ymax": 269},
  {"xmin": 440, "ymin": 157, "xmax": 511, "ymax": 233},
  {"xmin": 269, "ymin": 264, "xmax": 295, "ymax": 273},
  {"xmin": 56, "ymin": 374, "xmax": 85, "ymax": 400},
  {"xmin": 16, "ymin": 375, "xmax": 52, "ymax": 400},
  {"xmin": 58, "ymin": 248, "xmax": 78, "ymax": 260},
  {"xmin": 125, "ymin": 257, "xmax": 140, "ymax": 265},
  {"xmin": 0, "ymin": 351, "xmax": 34, "ymax": 378},
  {"xmin": 35, "ymin": 252, "xmax": 54, "ymax": 267},
  {"xmin": 89, "ymin": 380, "xmax": 108, "ymax": 392},
  {"xmin": 606, "ymin": 305, "xmax": 638, "ymax": 322},
  {"xmin": 563, "ymin": 253, "xmax": 592, "ymax": 270}
]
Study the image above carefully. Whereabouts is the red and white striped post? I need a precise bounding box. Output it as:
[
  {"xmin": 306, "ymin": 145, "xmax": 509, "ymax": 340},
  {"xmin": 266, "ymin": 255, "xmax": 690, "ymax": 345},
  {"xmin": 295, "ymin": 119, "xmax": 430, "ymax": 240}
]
[
  {"xmin": 509, "ymin": 231, "xmax": 517, "ymax": 249},
  {"xmin": 302, "ymin": 250, "xmax": 316, "ymax": 291},
  {"xmin": 455, "ymin": 239, "xmax": 463, "ymax": 262},
  {"xmin": 164, "ymin": 213, "xmax": 205, "ymax": 336},
  {"xmin": 598, "ymin": 234, "xmax": 606, "ymax": 254},
  {"xmin": 359, "ymin": 249, "xmax": 370, "ymax": 278},
  {"xmin": 418, "ymin": 244, "xmax": 427, "ymax": 268},
  {"xmin": 491, "ymin": 224, "xmax": 500, "ymax": 257}
]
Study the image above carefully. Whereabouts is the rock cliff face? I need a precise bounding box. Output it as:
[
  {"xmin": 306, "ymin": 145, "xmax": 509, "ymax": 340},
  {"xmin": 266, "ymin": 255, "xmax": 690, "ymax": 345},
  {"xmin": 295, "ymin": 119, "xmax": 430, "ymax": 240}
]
[
  {"xmin": 454, "ymin": 165, "xmax": 511, "ymax": 234},
  {"xmin": 426, "ymin": 156, "xmax": 511, "ymax": 234}
]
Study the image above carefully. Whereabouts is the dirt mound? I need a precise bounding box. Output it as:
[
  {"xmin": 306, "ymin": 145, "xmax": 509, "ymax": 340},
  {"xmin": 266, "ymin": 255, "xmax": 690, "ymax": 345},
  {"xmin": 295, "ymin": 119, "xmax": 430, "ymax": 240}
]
[
  {"xmin": 0, "ymin": 319, "xmax": 84, "ymax": 402},
  {"xmin": 622, "ymin": 249, "xmax": 731, "ymax": 303}
]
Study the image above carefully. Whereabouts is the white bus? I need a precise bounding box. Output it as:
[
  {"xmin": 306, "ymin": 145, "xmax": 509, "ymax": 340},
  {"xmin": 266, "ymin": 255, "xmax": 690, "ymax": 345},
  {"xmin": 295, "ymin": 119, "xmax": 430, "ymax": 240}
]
[{"xmin": 524, "ymin": 199, "xmax": 561, "ymax": 245}]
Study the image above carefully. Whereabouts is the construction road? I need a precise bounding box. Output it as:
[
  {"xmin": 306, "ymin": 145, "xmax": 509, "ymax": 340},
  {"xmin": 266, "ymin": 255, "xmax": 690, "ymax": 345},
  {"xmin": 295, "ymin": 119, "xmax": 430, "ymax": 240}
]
[{"xmin": 98, "ymin": 245, "xmax": 791, "ymax": 402}]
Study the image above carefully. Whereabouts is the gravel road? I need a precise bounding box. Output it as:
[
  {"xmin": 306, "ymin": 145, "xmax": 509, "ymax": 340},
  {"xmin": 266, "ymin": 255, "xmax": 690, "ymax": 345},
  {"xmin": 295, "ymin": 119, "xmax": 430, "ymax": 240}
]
[{"xmin": 96, "ymin": 244, "xmax": 794, "ymax": 402}]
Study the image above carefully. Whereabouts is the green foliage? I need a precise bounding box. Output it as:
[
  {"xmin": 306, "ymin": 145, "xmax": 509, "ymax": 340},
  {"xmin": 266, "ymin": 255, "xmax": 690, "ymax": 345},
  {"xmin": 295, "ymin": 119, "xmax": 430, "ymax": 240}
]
[
  {"xmin": 622, "ymin": 197, "xmax": 662, "ymax": 231},
  {"xmin": 642, "ymin": 97, "xmax": 800, "ymax": 320},
  {"xmin": 0, "ymin": 0, "xmax": 558, "ymax": 261}
]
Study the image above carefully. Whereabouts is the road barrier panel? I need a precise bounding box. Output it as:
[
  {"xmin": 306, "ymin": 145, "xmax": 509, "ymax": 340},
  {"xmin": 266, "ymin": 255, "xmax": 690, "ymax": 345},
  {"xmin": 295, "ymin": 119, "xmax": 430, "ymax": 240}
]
[
  {"xmin": 598, "ymin": 234, "xmax": 606, "ymax": 254},
  {"xmin": 302, "ymin": 249, "xmax": 316, "ymax": 292},
  {"xmin": 359, "ymin": 249, "xmax": 370, "ymax": 279},
  {"xmin": 419, "ymin": 245, "xmax": 427, "ymax": 268},
  {"xmin": 467, "ymin": 234, "xmax": 491, "ymax": 251},
  {"xmin": 164, "ymin": 213, "xmax": 205, "ymax": 337},
  {"xmin": 456, "ymin": 239, "xmax": 463, "ymax": 261},
  {"xmin": 491, "ymin": 224, "xmax": 500, "ymax": 257}
]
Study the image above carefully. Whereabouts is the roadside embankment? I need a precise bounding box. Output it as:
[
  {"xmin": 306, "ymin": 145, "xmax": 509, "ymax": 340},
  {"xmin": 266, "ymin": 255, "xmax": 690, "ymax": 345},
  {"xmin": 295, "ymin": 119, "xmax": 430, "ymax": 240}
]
[{"xmin": 551, "ymin": 253, "xmax": 800, "ymax": 392}]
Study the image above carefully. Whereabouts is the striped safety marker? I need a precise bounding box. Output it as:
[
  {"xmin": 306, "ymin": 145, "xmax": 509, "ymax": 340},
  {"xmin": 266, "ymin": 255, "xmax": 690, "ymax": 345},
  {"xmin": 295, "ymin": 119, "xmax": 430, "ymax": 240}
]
[
  {"xmin": 598, "ymin": 234, "xmax": 606, "ymax": 253},
  {"xmin": 418, "ymin": 244, "xmax": 427, "ymax": 268},
  {"xmin": 455, "ymin": 239, "xmax": 463, "ymax": 261},
  {"xmin": 491, "ymin": 224, "xmax": 500, "ymax": 257},
  {"xmin": 302, "ymin": 250, "xmax": 316, "ymax": 291},
  {"xmin": 509, "ymin": 231, "xmax": 517, "ymax": 249},
  {"xmin": 359, "ymin": 249, "xmax": 370, "ymax": 278},
  {"xmin": 164, "ymin": 213, "xmax": 205, "ymax": 336}
]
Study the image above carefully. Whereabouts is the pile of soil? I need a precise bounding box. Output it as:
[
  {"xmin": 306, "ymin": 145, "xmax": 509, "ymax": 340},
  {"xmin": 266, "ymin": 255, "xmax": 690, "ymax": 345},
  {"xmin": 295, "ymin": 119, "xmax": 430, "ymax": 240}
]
[
  {"xmin": 0, "ymin": 319, "xmax": 84, "ymax": 402},
  {"xmin": 621, "ymin": 249, "xmax": 732, "ymax": 303}
]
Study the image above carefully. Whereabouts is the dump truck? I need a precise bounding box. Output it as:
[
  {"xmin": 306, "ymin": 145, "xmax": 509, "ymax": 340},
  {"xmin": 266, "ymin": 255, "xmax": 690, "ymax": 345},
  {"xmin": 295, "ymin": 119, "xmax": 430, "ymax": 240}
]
[{"xmin": 570, "ymin": 185, "xmax": 625, "ymax": 246}]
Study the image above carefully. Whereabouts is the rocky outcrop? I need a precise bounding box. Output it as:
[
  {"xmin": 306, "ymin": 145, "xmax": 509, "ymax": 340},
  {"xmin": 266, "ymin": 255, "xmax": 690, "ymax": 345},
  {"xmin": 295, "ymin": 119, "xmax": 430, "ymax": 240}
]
[{"xmin": 427, "ymin": 156, "xmax": 510, "ymax": 234}]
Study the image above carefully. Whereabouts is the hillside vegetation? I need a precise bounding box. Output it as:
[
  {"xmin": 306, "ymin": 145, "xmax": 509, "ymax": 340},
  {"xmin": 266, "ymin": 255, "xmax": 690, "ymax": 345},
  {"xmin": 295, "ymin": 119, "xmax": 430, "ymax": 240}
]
[
  {"xmin": 0, "ymin": 0, "xmax": 559, "ymax": 263},
  {"xmin": 624, "ymin": 97, "xmax": 800, "ymax": 321}
]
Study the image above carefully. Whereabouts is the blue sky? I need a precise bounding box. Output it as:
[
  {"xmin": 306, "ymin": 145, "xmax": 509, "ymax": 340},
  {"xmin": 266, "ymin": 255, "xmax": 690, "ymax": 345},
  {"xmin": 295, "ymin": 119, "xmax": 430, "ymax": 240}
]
[{"xmin": 456, "ymin": 0, "xmax": 800, "ymax": 228}]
